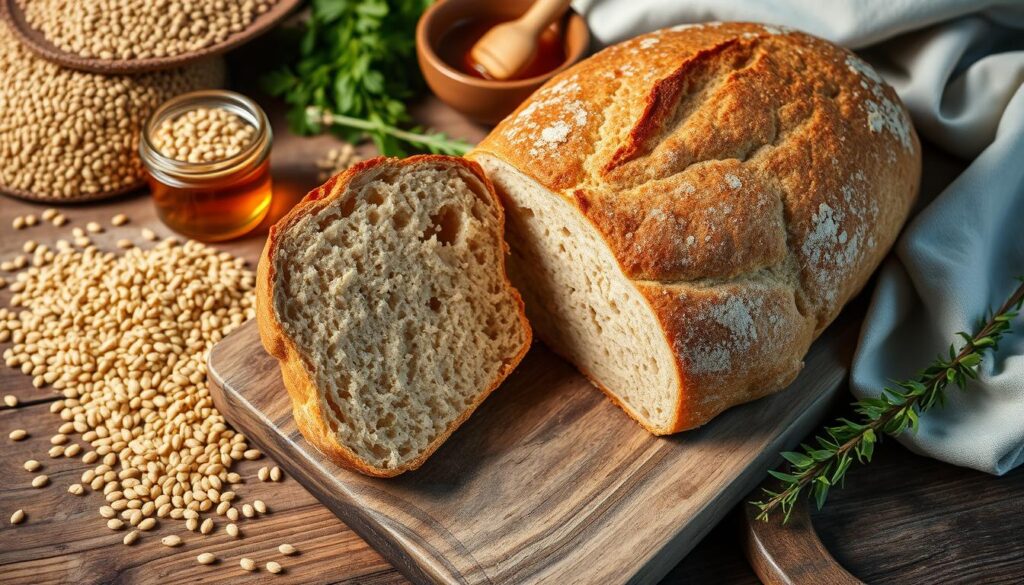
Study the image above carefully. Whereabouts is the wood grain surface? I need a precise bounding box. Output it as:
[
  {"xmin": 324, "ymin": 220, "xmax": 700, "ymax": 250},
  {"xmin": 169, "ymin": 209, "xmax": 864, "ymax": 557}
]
[
  {"xmin": 0, "ymin": 0, "xmax": 303, "ymax": 74},
  {"xmin": 207, "ymin": 309, "xmax": 860, "ymax": 584},
  {"xmin": 809, "ymin": 436, "xmax": 1024, "ymax": 584},
  {"xmin": 741, "ymin": 435, "xmax": 1024, "ymax": 585},
  {"xmin": 742, "ymin": 490, "xmax": 861, "ymax": 585}
]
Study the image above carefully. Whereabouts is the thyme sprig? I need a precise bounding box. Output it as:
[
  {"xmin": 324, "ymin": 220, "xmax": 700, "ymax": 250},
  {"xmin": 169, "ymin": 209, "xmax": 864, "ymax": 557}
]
[{"xmin": 753, "ymin": 277, "xmax": 1024, "ymax": 523}]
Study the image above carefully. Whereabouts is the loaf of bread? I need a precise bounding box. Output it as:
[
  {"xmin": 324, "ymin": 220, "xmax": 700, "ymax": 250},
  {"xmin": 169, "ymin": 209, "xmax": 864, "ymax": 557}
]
[
  {"xmin": 469, "ymin": 22, "xmax": 921, "ymax": 434},
  {"xmin": 256, "ymin": 156, "xmax": 531, "ymax": 476}
]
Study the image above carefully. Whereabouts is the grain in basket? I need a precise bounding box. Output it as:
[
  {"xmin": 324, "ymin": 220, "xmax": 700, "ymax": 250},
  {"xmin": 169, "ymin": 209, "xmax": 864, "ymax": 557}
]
[
  {"xmin": 0, "ymin": 21, "xmax": 224, "ymax": 201},
  {"xmin": 19, "ymin": 0, "xmax": 277, "ymax": 61}
]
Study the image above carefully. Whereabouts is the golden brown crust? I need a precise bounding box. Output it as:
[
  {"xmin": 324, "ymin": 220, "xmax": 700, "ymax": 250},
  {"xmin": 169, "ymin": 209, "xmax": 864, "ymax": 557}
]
[
  {"xmin": 256, "ymin": 155, "xmax": 532, "ymax": 477},
  {"xmin": 472, "ymin": 22, "xmax": 921, "ymax": 433}
]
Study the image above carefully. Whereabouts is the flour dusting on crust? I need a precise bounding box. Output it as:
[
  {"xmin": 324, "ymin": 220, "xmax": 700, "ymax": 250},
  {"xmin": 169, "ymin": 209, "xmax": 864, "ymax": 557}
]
[
  {"xmin": 801, "ymin": 170, "xmax": 880, "ymax": 304},
  {"xmin": 502, "ymin": 75, "xmax": 594, "ymax": 159},
  {"xmin": 683, "ymin": 295, "xmax": 762, "ymax": 374},
  {"xmin": 845, "ymin": 55, "xmax": 912, "ymax": 151}
]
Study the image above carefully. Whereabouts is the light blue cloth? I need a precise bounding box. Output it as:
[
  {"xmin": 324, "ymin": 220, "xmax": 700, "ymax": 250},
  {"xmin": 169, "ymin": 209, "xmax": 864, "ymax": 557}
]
[{"xmin": 574, "ymin": 0, "xmax": 1024, "ymax": 474}]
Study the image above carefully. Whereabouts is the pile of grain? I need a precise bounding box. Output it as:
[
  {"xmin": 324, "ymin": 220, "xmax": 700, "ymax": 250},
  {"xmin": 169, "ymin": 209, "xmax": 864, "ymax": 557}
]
[
  {"xmin": 0, "ymin": 21, "xmax": 224, "ymax": 200},
  {"xmin": 153, "ymin": 107, "xmax": 256, "ymax": 163},
  {"xmin": 19, "ymin": 0, "xmax": 277, "ymax": 61},
  {"xmin": 0, "ymin": 215, "xmax": 292, "ymax": 570}
]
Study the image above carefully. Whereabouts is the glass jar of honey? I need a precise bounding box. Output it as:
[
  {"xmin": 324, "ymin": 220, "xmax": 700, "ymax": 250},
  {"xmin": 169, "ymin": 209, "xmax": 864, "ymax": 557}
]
[{"xmin": 140, "ymin": 90, "xmax": 273, "ymax": 242}]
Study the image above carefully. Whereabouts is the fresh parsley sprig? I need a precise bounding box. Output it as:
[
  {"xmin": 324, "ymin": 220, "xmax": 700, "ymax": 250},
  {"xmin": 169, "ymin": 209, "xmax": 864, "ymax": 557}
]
[
  {"xmin": 753, "ymin": 277, "xmax": 1024, "ymax": 523},
  {"xmin": 262, "ymin": 0, "xmax": 470, "ymax": 157}
]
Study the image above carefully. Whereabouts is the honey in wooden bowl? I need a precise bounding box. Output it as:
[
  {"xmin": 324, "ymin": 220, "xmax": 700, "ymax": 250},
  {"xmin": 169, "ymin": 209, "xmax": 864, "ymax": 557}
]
[
  {"xmin": 416, "ymin": 0, "xmax": 590, "ymax": 124},
  {"xmin": 438, "ymin": 18, "xmax": 567, "ymax": 81},
  {"xmin": 140, "ymin": 90, "xmax": 273, "ymax": 242}
]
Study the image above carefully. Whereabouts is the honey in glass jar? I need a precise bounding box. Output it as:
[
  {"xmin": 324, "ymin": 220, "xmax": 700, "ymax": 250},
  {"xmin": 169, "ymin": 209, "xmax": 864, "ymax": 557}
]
[{"xmin": 140, "ymin": 90, "xmax": 273, "ymax": 242}]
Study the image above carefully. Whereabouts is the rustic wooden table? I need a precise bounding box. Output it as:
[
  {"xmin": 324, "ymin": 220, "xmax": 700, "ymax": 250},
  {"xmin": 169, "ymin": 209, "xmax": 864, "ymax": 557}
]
[{"xmin": 0, "ymin": 44, "xmax": 1020, "ymax": 585}]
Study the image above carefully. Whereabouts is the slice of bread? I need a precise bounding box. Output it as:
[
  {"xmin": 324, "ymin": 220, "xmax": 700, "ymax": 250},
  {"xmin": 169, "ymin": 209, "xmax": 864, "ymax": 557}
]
[{"xmin": 256, "ymin": 155, "xmax": 531, "ymax": 477}]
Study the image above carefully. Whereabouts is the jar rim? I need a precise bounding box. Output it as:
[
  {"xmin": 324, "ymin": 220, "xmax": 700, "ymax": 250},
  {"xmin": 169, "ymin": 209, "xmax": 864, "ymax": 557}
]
[{"xmin": 140, "ymin": 90, "xmax": 272, "ymax": 184}]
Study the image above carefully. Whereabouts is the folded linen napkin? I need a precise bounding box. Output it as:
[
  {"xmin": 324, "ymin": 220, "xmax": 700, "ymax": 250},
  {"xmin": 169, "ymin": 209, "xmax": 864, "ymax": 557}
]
[{"xmin": 573, "ymin": 0, "xmax": 1024, "ymax": 475}]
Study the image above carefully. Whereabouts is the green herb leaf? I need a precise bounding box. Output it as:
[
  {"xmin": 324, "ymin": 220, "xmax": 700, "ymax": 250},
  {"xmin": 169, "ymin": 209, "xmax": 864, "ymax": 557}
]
[
  {"xmin": 781, "ymin": 451, "xmax": 814, "ymax": 467},
  {"xmin": 750, "ymin": 278, "xmax": 1024, "ymax": 524},
  {"xmin": 262, "ymin": 0, "xmax": 466, "ymax": 156}
]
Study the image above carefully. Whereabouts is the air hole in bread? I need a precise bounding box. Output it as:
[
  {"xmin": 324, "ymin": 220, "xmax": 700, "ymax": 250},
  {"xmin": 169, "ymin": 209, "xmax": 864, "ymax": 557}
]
[
  {"xmin": 393, "ymin": 209, "xmax": 411, "ymax": 230},
  {"xmin": 317, "ymin": 213, "xmax": 340, "ymax": 231},
  {"xmin": 375, "ymin": 412, "xmax": 396, "ymax": 431},
  {"xmin": 468, "ymin": 239, "xmax": 488, "ymax": 265},
  {"xmin": 424, "ymin": 205, "xmax": 462, "ymax": 245},
  {"xmin": 324, "ymin": 394, "xmax": 349, "ymax": 431},
  {"xmin": 283, "ymin": 303, "xmax": 300, "ymax": 322},
  {"xmin": 368, "ymin": 443, "xmax": 390, "ymax": 460},
  {"xmin": 428, "ymin": 297, "xmax": 441, "ymax": 312},
  {"xmin": 366, "ymin": 186, "xmax": 386, "ymax": 205},
  {"xmin": 483, "ymin": 317, "xmax": 500, "ymax": 341},
  {"xmin": 340, "ymin": 196, "xmax": 358, "ymax": 218}
]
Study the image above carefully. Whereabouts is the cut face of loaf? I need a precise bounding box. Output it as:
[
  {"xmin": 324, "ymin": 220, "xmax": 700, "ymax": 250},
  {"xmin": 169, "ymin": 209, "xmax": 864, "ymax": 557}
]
[
  {"xmin": 476, "ymin": 156, "xmax": 682, "ymax": 429},
  {"xmin": 256, "ymin": 156, "xmax": 531, "ymax": 476},
  {"xmin": 471, "ymin": 22, "xmax": 921, "ymax": 434}
]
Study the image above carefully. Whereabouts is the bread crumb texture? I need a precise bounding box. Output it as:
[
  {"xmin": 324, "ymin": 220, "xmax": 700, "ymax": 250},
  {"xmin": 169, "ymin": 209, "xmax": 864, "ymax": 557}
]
[
  {"xmin": 474, "ymin": 22, "xmax": 920, "ymax": 432},
  {"xmin": 270, "ymin": 158, "xmax": 528, "ymax": 472}
]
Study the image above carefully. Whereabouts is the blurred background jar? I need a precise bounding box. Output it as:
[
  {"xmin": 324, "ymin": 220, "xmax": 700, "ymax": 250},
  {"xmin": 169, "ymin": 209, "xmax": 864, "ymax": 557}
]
[{"xmin": 140, "ymin": 90, "xmax": 273, "ymax": 242}]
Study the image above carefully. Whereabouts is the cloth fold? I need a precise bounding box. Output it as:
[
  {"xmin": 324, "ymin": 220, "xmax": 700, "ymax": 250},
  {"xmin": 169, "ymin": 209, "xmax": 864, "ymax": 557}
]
[{"xmin": 572, "ymin": 0, "xmax": 1024, "ymax": 475}]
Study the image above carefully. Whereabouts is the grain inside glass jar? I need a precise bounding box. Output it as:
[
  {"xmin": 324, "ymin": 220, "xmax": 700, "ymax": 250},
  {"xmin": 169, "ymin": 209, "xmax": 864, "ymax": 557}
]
[{"xmin": 141, "ymin": 90, "xmax": 272, "ymax": 242}]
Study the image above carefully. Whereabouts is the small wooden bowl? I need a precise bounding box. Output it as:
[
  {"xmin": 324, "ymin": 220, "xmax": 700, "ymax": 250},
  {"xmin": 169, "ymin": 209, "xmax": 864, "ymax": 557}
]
[
  {"xmin": 416, "ymin": 0, "xmax": 589, "ymax": 125},
  {"xmin": 0, "ymin": 0, "xmax": 302, "ymax": 74}
]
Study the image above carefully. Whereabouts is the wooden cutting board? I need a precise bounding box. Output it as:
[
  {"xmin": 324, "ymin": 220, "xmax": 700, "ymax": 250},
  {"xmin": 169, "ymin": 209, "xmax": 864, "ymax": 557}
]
[{"xmin": 208, "ymin": 312, "xmax": 859, "ymax": 585}]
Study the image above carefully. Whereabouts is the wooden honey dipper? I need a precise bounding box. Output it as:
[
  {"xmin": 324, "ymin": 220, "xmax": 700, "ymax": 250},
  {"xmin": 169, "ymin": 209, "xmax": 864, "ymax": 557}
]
[{"xmin": 468, "ymin": 0, "xmax": 574, "ymax": 80}]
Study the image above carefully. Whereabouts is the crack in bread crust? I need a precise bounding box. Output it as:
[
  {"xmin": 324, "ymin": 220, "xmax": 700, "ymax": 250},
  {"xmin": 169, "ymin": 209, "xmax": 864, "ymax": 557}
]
[{"xmin": 472, "ymin": 22, "xmax": 921, "ymax": 432}]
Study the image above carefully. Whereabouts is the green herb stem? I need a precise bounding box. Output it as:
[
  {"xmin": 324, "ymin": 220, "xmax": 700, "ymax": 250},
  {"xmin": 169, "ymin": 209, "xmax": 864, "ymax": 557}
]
[
  {"xmin": 307, "ymin": 107, "xmax": 473, "ymax": 156},
  {"xmin": 753, "ymin": 278, "xmax": 1024, "ymax": 523}
]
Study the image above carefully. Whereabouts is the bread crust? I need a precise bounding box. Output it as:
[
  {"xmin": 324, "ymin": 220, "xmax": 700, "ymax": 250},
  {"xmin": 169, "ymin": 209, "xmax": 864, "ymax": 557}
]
[
  {"xmin": 256, "ymin": 155, "xmax": 532, "ymax": 477},
  {"xmin": 471, "ymin": 22, "xmax": 921, "ymax": 433}
]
